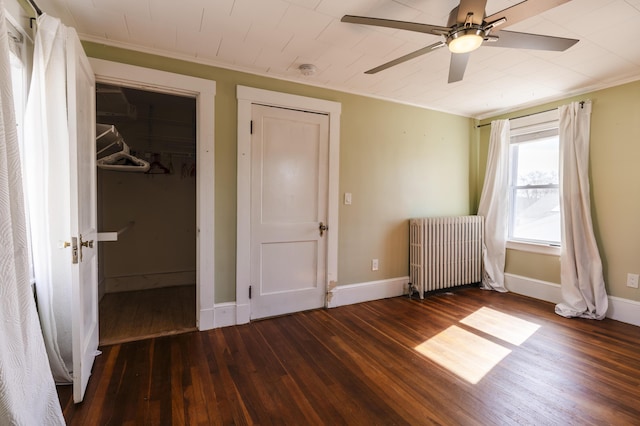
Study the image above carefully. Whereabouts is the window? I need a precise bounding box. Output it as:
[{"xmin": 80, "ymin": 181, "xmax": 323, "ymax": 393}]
[{"xmin": 507, "ymin": 111, "xmax": 560, "ymax": 246}]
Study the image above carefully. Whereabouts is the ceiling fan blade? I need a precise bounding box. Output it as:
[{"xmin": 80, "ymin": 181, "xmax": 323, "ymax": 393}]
[
  {"xmin": 448, "ymin": 52, "xmax": 470, "ymax": 83},
  {"xmin": 485, "ymin": 0, "xmax": 571, "ymax": 29},
  {"xmin": 456, "ymin": 0, "xmax": 487, "ymax": 25},
  {"xmin": 341, "ymin": 15, "xmax": 450, "ymax": 36},
  {"xmin": 485, "ymin": 30, "xmax": 578, "ymax": 51},
  {"xmin": 365, "ymin": 42, "xmax": 446, "ymax": 74}
]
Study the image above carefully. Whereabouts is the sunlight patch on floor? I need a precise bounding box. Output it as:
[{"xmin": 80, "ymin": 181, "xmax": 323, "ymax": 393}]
[
  {"xmin": 460, "ymin": 306, "xmax": 541, "ymax": 346},
  {"xmin": 414, "ymin": 306, "xmax": 542, "ymax": 384},
  {"xmin": 415, "ymin": 325, "xmax": 511, "ymax": 384}
]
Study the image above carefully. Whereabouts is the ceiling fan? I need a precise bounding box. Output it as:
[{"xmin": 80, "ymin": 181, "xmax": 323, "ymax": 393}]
[{"xmin": 342, "ymin": 0, "xmax": 578, "ymax": 83}]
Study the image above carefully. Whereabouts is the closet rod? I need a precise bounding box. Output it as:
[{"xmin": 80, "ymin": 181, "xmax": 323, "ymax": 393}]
[{"xmin": 476, "ymin": 101, "xmax": 585, "ymax": 128}]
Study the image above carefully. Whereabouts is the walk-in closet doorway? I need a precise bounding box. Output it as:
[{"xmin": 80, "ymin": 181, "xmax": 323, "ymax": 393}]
[{"xmin": 96, "ymin": 83, "xmax": 198, "ymax": 345}]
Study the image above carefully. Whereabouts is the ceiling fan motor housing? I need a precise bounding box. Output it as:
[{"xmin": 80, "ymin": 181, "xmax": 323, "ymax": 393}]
[{"xmin": 447, "ymin": 25, "xmax": 486, "ymax": 53}]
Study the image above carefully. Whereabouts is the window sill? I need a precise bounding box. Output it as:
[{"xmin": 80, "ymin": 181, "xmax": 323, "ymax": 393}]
[{"xmin": 506, "ymin": 240, "xmax": 561, "ymax": 256}]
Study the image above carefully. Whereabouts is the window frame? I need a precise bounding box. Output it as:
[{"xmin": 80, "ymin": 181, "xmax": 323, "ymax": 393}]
[{"xmin": 506, "ymin": 109, "xmax": 561, "ymax": 255}]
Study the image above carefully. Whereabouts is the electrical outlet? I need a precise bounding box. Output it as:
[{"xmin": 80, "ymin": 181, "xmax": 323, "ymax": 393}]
[
  {"xmin": 371, "ymin": 259, "xmax": 379, "ymax": 271},
  {"xmin": 627, "ymin": 273, "xmax": 639, "ymax": 289}
]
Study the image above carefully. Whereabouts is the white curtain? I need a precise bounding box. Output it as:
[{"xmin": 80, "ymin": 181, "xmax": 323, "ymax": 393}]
[
  {"xmin": 477, "ymin": 119, "xmax": 510, "ymax": 292},
  {"xmin": 555, "ymin": 101, "xmax": 608, "ymax": 319},
  {"xmin": 23, "ymin": 13, "xmax": 74, "ymax": 383},
  {"xmin": 0, "ymin": 4, "xmax": 65, "ymax": 424}
]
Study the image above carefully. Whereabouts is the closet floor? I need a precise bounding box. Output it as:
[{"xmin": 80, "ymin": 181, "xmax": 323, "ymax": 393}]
[{"xmin": 99, "ymin": 285, "xmax": 196, "ymax": 346}]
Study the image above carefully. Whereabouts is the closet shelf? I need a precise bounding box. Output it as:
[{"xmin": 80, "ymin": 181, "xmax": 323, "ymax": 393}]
[
  {"xmin": 96, "ymin": 123, "xmax": 124, "ymax": 155},
  {"xmin": 96, "ymin": 123, "xmax": 150, "ymax": 172},
  {"xmin": 97, "ymin": 221, "xmax": 135, "ymax": 242}
]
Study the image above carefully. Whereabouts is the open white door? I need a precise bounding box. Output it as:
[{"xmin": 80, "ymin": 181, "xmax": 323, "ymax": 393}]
[{"xmin": 66, "ymin": 28, "xmax": 99, "ymax": 403}]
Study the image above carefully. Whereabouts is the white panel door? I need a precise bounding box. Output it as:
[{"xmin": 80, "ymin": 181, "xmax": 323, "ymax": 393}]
[
  {"xmin": 67, "ymin": 28, "xmax": 98, "ymax": 403},
  {"xmin": 250, "ymin": 104, "xmax": 329, "ymax": 319}
]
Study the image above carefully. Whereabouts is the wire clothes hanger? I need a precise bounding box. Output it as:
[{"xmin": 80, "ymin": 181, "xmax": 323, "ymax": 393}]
[
  {"xmin": 97, "ymin": 144, "xmax": 151, "ymax": 172},
  {"xmin": 146, "ymin": 153, "xmax": 171, "ymax": 174}
]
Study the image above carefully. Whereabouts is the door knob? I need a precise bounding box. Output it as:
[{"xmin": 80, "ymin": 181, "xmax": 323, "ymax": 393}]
[{"xmin": 319, "ymin": 222, "xmax": 329, "ymax": 237}]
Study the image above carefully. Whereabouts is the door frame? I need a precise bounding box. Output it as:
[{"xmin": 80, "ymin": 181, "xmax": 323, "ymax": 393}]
[
  {"xmin": 90, "ymin": 58, "xmax": 217, "ymax": 330},
  {"xmin": 236, "ymin": 86, "xmax": 341, "ymax": 324}
]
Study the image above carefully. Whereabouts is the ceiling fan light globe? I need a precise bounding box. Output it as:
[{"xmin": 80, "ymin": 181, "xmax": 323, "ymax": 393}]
[
  {"xmin": 448, "ymin": 33, "xmax": 483, "ymax": 53},
  {"xmin": 447, "ymin": 26, "xmax": 486, "ymax": 54}
]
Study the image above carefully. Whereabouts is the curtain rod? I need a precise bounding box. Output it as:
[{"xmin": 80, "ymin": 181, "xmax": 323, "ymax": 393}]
[
  {"xmin": 476, "ymin": 101, "xmax": 585, "ymax": 128},
  {"xmin": 27, "ymin": 0, "xmax": 42, "ymax": 16}
]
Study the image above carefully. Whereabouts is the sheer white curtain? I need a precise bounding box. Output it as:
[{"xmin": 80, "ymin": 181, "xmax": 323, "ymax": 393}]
[
  {"xmin": 23, "ymin": 13, "xmax": 74, "ymax": 382},
  {"xmin": 0, "ymin": 4, "xmax": 65, "ymax": 424},
  {"xmin": 477, "ymin": 119, "xmax": 510, "ymax": 292},
  {"xmin": 555, "ymin": 100, "xmax": 608, "ymax": 319}
]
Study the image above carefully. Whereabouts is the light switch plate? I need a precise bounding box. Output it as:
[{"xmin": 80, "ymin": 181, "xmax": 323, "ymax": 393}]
[{"xmin": 344, "ymin": 192, "xmax": 352, "ymax": 205}]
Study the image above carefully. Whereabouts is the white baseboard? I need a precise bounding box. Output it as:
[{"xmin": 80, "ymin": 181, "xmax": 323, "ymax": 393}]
[
  {"xmin": 505, "ymin": 273, "xmax": 640, "ymax": 327},
  {"xmin": 208, "ymin": 278, "xmax": 409, "ymax": 328},
  {"xmin": 504, "ymin": 273, "xmax": 562, "ymax": 304},
  {"xmin": 198, "ymin": 307, "xmax": 215, "ymax": 331},
  {"xmin": 211, "ymin": 275, "xmax": 639, "ymax": 329},
  {"xmin": 212, "ymin": 302, "xmax": 236, "ymax": 328},
  {"xmin": 607, "ymin": 296, "xmax": 640, "ymax": 327},
  {"xmin": 209, "ymin": 278, "xmax": 409, "ymax": 328},
  {"xmin": 236, "ymin": 302, "xmax": 250, "ymax": 326},
  {"xmin": 327, "ymin": 276, "xmax": 410, "ymax": 308}
]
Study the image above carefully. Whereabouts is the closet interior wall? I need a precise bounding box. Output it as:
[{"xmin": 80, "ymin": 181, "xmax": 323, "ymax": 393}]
[{"xmin": 96, "ymin": 84, "xmax": 197, "ymax": 300}]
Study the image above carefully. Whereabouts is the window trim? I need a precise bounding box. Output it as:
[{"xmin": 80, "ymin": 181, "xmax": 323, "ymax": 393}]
[{"xmin": 506, "ymin": 240, "xmax": 561, "ymax": 256}]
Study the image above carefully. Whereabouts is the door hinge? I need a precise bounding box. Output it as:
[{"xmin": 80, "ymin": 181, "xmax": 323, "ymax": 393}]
[
  {"xmin": 250, "ymin": 120, "xmax": 253, "ymax": 134},
  {"xmin": 249, "ymin": 285, "xmax": 252, "ymax": 299}
]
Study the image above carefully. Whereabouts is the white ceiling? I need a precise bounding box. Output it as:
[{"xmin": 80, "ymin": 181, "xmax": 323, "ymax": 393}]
[{"xmin": 34, "ymin": 0, "xmax": 640, "ymax": 118}]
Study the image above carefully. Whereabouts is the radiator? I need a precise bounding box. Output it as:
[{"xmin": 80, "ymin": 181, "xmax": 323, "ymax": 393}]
[{"xmin": 409, "ymin": 216, "xmax": 484, "ymax": 298}]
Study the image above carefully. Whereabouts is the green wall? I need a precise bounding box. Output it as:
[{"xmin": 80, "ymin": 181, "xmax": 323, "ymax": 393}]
[
  {"xmin": 478, "ymin": 80, "xmax": 640, "ymax": 302},
  {"xmin": 84, "ymin": 42, "xmax": 474, "ymax": 303}
]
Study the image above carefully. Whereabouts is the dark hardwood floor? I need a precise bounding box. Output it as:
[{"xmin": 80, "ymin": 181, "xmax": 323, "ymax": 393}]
[
  {"xmin": 99, "ymin": 285, "xmax": 197, "ymax": 346},
  {"xmin": 58, "ymin": 288, "xmax": 640, "ymax": 425}
]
